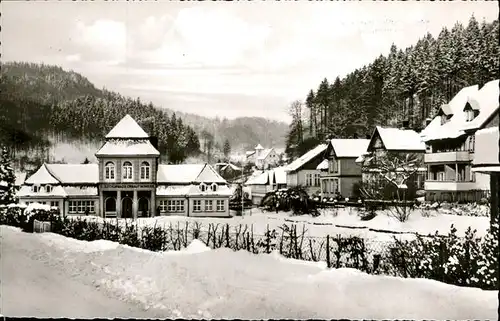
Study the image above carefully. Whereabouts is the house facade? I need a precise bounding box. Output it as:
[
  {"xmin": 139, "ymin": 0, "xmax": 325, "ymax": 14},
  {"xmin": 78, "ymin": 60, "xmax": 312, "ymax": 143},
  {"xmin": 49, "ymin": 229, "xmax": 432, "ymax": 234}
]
[
  {"xmin": 244, "ymin": 167, "xmax": 287, "ymax": 205},
  {"xmin": 319, "ymin": 139, "xmax": 370, "ymax": 200},
  {"xmin": 246, "ymin": 144, "xmax": 279, "ymax": 169},
  {"xmin": 472, "ymin": 117, "xmax": 500, "ymax": 223},
  {"xmin": 356, "ymin": 126, "xmax": 426, "ymax": 200},
  {"xmin": 17, "ymin": 115, "xmax": 232, "ymax": 218},
  {"xmin": 421, "ymin": 80, "xmax": 499, "ymax": 202},
  {"xmin": 284, "ymin": 144, "xmax": 327, "ymax": 197}
]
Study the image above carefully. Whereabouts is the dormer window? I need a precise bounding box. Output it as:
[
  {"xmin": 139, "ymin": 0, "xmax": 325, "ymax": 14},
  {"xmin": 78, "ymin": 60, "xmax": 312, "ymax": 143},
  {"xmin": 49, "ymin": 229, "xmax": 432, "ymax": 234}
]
[
  {"xmin": 45, "ymin": 185, "xmax": 52, "ymax": 193},
  {"xmin": 210, "ymin": 183, "xmax": 218, "ymax": 192},
  {"xmin": 31, "ymin": 185, "xmax": 39, "ymax": 193},
  {"xmin": 122, "ymin": 161, "xmax": 133, "ymax": 180},
  {"xmin": 465, "ymin": 109, "xmax": 474, "ymax": 122},
  {"xmin": 199, "ymin": 183, "xmax": 207, "ymax": 192}
]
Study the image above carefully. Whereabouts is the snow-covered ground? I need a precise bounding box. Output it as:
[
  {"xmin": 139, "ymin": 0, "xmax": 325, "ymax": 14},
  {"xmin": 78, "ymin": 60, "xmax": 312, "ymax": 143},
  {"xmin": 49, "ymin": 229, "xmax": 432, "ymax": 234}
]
[
  {"xmin": 1, "ymin": 225, "xmax": 496, "ymax": 319},
  {"xmin": 72, "ymin": 206, "xmax": 491, "ymax": 243}
]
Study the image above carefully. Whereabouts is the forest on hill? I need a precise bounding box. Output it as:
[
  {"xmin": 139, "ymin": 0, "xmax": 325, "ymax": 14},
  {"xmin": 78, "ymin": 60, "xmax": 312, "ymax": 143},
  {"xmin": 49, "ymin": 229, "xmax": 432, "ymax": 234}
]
[
  {"xmin": 0, "ymin": 62, "xmax": 288, "ymax": 168},
  {"xmin": 286, "ymin": 16, "xmax": 499, "ymax": 159}
]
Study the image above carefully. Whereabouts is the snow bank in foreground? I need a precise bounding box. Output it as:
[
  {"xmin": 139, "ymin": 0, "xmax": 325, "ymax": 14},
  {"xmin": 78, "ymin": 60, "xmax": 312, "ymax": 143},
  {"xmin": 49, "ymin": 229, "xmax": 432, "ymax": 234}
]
[
  {"xmin": 38, "ymin": 233, "xmax": 120, "ymax": 253},
  {"xmin": 25, "ymin": 228, "xmax": 497, "ymax": 320}
]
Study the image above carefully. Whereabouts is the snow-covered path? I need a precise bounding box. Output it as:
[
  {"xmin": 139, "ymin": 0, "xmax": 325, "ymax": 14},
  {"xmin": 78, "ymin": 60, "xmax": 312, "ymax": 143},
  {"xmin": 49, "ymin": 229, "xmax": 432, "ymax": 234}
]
[{"xmin": 0, "ymin": 226, "xmax": 165, "ymax": 318}]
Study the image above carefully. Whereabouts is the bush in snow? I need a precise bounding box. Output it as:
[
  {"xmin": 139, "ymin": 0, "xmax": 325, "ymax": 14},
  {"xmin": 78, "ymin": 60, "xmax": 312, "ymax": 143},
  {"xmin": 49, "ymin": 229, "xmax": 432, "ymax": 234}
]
[
  {"xmin": 472, "ymin": 217, "xmax": 499, "ymax": 290},
  {"xmin": 260, "ymin": 187, "xmax": 319, "ymax": 216},
  {"xmin": 0, "ymin": 204, "xmax": 29, "ymax": 228},
  {"xmin": 385, "ymin": 223, "xmax": 498, "ymax": 289}
]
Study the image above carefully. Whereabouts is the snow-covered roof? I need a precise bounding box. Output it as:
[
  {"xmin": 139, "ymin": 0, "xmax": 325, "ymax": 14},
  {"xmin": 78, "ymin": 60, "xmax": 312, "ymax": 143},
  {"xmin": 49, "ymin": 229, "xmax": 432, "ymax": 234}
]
[
  {"xmin": 255, "ymin": 144, "xmax": 264, "ymax": 150},
  {"xmin": 95, "ymin": 139, "xmax": 160, "ymax": 156},
  {"xmin": 245, "ymin": 167, "xmax": 287, "ymax": 185},
  {"xmin": 63, "ymin": 186, "xmax": 98, "ymax": 196},
  {"xmin": 473, "ymin": 126, "xmax": 499, "ymax": 168},
  {"xmin": 25, "ymin": 164, "xmax": 60, "ymax": 185},
  {"xmin": 105, "ymin": 114, "xmax": 149, "ymax": 139},
  {"xmin": 284, "ymin": 144, "xmax": 328, "ymax": 172},
  {"xmin": 15, "ymin": 172, "xmax": 27, "ymax": 186},
  {"xmin": 257, "ymin": 148, "xmax": 274, "ymax": 160},
  {"xmin": 246, "ymin": 151, "xmax": 256, "ymax": 157},
  {"xmin": 272, "ymin": 167, "xmax": 287, "ymax": 185},
  {"xmin": 156, "ymin": 184, "xmax": 232, "ymax": 197},
  {"xmin": 316, "ymin": 159, "xmax": 328, "ymax": 170},
  {"xmin": 245, "ymin": 171, "xmax": 269, "ymax": 185},
  {"xmin": 157, "ymin": 164, "xmax": 226, "ymax": 184},
  {"xmin": 373, "ymin": 127, "xmax": 425, "ymax": 151},
  {"xmin": 329, "ymin": 139, "xmax": 370, "ymax": 158},
  {"xmin": 223, "ymin": 163, "xmax": 242, "ymax": 171},
  {"xmin": 422, "ymin": 80, "xmax": 499, "ymax": 142},
  {"xmin": 46, "ymin": 164, "xmax": 99, "ymax": 184},
  {"xmin": 16, "ymin": 185, "xmax": 67, "ymax": 198}
]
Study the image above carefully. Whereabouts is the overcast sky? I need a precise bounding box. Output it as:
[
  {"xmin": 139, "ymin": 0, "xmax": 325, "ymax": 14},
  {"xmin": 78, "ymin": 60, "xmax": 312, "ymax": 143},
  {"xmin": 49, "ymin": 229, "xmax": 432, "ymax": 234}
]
[{"xmin": 2, "ymin": 1, "xmax": 498, "ymax": 122}]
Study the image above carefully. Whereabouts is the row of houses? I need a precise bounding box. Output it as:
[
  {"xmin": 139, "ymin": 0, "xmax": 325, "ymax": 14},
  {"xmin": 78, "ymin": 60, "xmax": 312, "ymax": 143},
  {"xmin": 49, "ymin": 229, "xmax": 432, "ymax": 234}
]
[{"xmin": 245, "ymin": 79, "xmax": 499, "ymax": 204}]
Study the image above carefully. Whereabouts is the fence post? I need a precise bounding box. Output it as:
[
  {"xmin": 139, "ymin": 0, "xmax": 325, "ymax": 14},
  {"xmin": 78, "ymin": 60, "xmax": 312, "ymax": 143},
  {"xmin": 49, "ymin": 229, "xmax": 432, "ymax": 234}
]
[
  {"xmin": 266, "ymin": 224, "xmax": 270, "ymax": 254},
  {"xmin": 225, "ymin": 224, "xmax": 230, "ymax": 248},
  {"xmin": 326, "ymin": 235, "xmax": 331, "ymax": 268}
]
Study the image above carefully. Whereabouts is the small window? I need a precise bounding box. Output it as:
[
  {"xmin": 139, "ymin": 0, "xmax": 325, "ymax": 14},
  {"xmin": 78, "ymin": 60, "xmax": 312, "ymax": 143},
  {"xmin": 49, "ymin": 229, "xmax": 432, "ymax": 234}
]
[
  {"xmin": 216, "ymin": 200, "xmax": 225, "ymax": 212},
  {"xmin": 105, "ymin": 162, "xmax": 115, "ymax": 180},
  {"xmin": 45, "ymin": 185, "xmax": 52, "ymax": 193},
  {"xmin": 211, "ymin": 183, "xmax": 218, "ymax": 192},
  {"xmin": 31, "ymin": 185, "xmax": 39, "ymax": 193},
  {"xmin": 140, "ymin": 161, "xmax": 150, "ymax": 180},
  {"xmin": 205, "ymin": 200, "xmax": 213, "ymax": 211},
  {"xmin": 123, "ymin": 161, "xmax": 133, "ymax": 180},
  {"xmin": 193, "ymin": 200, "xmax": 202, "ymax": 212},
  {"xmin": 199, "ymin": 183, "xmax": 207, "ymax": 192}
]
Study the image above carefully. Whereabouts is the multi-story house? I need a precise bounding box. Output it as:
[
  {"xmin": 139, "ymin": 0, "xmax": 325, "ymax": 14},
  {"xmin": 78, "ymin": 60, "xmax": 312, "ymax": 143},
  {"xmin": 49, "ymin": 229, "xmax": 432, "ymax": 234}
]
[
  {"xmin": 421, "ymin": 79, "xmax": 499, "ymax": 202},
  {"xmin": 356, "ymin": 126, "xmax": 426, "ymax": 199},
  {"xmin": 472, "ymin": 107, "xmax": 500, "ymax": 223},
  {"xmin": 17, "ymin": 115, "xmax": 232, "ymax": 218},
  {"xmin": 246, "ymin": 144, "xmax": 280, "ymax": 169},
  {"xmin": 318, "ymin": 139, "xmax": 370, "ymax": 200},
  {"xmin": 284, "ymin": 144, "xmax": 327, "ymax": 197},
  {"xmin": 244, "ymin": 167, "xmax": 287, "ymax": 204}
]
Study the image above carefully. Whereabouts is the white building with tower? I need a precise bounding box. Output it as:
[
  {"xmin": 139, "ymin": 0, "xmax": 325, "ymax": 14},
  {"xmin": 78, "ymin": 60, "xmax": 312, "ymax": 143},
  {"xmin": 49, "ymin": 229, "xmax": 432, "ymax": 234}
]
[{"xmin": 17, "ymin": 115, "xmax": 232, "ymax": 218}]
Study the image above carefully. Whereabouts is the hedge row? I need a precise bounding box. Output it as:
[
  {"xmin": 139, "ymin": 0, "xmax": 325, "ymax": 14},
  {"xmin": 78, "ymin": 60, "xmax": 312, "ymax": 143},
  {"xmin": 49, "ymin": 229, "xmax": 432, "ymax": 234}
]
[{"xmin": 0, "ymin": 205, "xmax": 497, "ymax": 290}]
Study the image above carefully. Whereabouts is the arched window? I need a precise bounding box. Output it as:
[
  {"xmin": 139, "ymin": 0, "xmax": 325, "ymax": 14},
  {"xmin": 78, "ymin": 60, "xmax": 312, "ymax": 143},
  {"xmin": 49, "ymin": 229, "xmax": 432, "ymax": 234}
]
[
  {"xmin": 45, "ymin": 185, "xmax": 52, "ymax": 193},
  {"xmin": 140, "ymin": 161, "xmax": 150, "ymax": 180},
  {"xmin": 123, "ymin": 161, "xmax": 133, "ymax": 180},
  {"xmin": 105, "ymin": 197, "xmax": 116, "ymax": 212},
  {"xmin": 31, "ymin": 185, "xmax": 39, "ymax": 193},
  {"xmin": 105, "ymin": 162, "xmax": 115, "ymax": 180},
  {"xmin": 199, "ymin": 183, "xmax": 207, "ymax": 192},
  {"xmin": 211, "ymin": 183, "xmax": 218, "ymax": 192}
]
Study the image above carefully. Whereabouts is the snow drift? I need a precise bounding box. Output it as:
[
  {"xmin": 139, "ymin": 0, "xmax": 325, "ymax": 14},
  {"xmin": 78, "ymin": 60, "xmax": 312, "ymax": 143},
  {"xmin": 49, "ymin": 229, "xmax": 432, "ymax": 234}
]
[{"xmin": 13, "ymin": 226, "xmax": 497, "ymax": 320}]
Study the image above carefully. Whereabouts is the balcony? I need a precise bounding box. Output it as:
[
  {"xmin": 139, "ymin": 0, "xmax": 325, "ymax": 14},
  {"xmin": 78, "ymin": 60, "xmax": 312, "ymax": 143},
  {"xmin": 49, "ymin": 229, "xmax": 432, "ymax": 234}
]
[
  {"xmin": 425, "ymin": 151, "xmax": 473, "ymax": 163},
  {"xmin": 425, "ymin": 181, "xmax": 477, "ymax": 191}
]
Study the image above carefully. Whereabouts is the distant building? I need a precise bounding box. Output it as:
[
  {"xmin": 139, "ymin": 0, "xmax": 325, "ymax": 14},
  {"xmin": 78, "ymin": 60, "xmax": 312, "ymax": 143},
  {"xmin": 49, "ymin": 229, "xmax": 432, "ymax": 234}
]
[
  {"xmin": 356, "ymin": 126, "xmax": 427, "ymax": 199},
  {"xmin": 246, "ymin": 144, "xmax": 280, "ymax": 169},
  {"xmin": 421, "ymin": 79, "xmax": 499, "ymax": 202},
  {"xmin": 17, "ymin": 115, "xmax": 232, "ymax": 218},
  {"xmin": 319, "ymin": 139, "xmax": 370, "ymax": 200},
  {"xmin": 284, "ymin": 144, "xmax": 327, "ymax": 197},
  {"xmin": 244, "ymin": 167, "xmax": 287, "ymax": 205}
]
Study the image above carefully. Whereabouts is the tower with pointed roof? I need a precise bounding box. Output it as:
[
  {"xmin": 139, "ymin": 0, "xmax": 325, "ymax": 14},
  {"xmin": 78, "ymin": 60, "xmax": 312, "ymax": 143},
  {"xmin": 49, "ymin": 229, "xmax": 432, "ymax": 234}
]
[{"xmin": 95, "ymin": 114, "xmax": 160, "ymax": 219}]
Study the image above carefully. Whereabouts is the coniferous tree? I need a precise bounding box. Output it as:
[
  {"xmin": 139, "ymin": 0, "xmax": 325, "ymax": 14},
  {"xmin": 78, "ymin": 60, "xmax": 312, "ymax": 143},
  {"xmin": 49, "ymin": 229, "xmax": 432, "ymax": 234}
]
[{"xmin": 0, "ymin": 146, "xmax": 17, "ymax": 204}]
